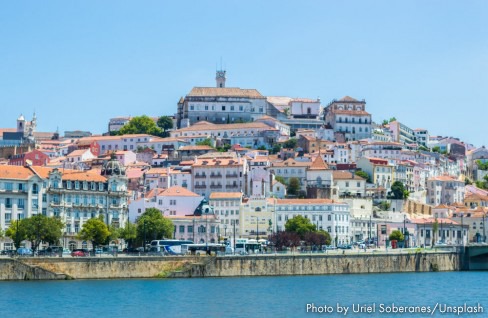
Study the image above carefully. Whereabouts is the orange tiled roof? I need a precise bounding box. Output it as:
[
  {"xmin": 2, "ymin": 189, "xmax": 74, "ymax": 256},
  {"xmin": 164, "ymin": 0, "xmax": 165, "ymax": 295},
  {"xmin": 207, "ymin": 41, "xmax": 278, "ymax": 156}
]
[
  {"xmin": 0, "ymin": 166, "xmax": 34, "ymax": 180},
  {"xmin": 338, "ymin": 96, "xmax": 360, "ymax": 102},
  {"xmin": 209, "ymin": 192, "xmax": 243, "ymax": 199},
  {"xmin": 159, "ymin": 186, "xmax": 200, "ymax": 197},
  {"xmin": 309, "ymin": 155, "xmax": 329, "ymax": 170},
  {"xmin": 271, "ymin": 158, "xmax": 311, "ymax": 167},
  {"xmin": 332, "ymin": 171, "xmax": 365, "ymax": 180}
]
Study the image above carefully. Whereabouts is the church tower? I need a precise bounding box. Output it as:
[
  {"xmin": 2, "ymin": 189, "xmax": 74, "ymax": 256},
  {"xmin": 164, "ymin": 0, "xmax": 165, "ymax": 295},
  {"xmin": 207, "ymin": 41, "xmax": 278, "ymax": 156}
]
[
  {"xmin": 216, "ymin": 70, "xmax": 226, "ymax": 88},
  {"xmin": 17, "ymin": 114, "xmax": 25, "ymax": 134}
]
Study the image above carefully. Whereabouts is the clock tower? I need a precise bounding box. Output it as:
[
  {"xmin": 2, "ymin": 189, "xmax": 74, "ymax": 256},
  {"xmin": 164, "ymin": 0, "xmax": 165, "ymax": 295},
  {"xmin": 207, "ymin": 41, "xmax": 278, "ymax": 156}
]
[{"xmin": 216, "ymin": 70, "xmax": 226, "ymax": 88}]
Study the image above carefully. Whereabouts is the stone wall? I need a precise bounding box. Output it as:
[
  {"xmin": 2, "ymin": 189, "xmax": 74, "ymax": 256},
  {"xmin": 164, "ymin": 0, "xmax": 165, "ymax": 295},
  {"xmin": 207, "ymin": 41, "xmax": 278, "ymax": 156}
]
[
  {"xmin": 197, "ymin": 252, "xmax": 461, "ymax": 277},
  {"xmin": 0, "ymin": 259, "xmax": 68, "ymax": 280},
  {"xmin": 21, "ymin": 256, "xmax": 199, "ymax": 279},
  {"xmin": 2, "ymin": 252, "xmax": 461, "ymax": 280}
]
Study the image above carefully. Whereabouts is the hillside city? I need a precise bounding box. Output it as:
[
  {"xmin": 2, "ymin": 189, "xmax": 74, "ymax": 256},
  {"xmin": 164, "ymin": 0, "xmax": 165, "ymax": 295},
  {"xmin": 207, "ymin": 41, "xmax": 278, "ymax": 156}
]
[{"xmin": 0, "ymin": 70, "xmax": 487, "ymax": 254}]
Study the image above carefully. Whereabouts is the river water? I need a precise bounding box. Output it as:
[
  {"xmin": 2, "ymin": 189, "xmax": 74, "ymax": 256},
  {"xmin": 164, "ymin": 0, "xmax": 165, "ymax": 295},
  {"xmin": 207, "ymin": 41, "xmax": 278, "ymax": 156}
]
[{"xmin": 1, "ymin": 272, "xmax": 486, "ymax": 318}]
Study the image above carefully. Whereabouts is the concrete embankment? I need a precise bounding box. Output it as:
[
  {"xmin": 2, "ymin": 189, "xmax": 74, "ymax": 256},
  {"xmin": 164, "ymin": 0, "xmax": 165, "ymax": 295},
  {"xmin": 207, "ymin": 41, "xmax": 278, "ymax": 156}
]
[{"xmin": 0, "ymin": 252, "xmax": 462, "ymax": 281}]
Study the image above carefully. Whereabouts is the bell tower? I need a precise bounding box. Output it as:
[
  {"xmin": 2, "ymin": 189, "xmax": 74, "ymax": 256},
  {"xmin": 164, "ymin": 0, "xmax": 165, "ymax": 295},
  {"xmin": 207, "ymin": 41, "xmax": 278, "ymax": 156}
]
[{"xmin": 216, "ymin": 70, "xmax": 226, "ymax": 88}]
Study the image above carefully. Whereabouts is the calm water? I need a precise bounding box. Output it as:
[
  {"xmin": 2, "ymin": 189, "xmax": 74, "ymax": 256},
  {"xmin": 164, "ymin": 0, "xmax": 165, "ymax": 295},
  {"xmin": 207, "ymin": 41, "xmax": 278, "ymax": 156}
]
[{"xmin": 1, "ymin": 272, "xmax": 486, "ymax": 318}]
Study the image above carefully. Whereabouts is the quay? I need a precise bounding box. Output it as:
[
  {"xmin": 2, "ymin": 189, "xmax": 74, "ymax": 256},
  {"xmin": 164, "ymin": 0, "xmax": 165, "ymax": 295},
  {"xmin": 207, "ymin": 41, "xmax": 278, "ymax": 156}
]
[{"xmin": 0, "ymin": 248, "xmax": 472, "ymax": 280}]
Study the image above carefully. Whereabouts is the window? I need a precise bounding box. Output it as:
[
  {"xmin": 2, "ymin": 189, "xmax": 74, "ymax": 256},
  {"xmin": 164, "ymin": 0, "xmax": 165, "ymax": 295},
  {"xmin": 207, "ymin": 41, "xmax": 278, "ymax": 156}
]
[
  {"xmin": 5, "ymin": 198, "xmax": 12, "ymax": 208},
  {"xmin": 239, "ymin": 105, "xmax": 243, "ymax": 111},
  {"xmin": 32, "ymin": 199, "xmax": 39, "ymax": 209},
  {"xmin": 18, "ymin": 199, "xmax": 24, "ymax": 209},
  {"xmin": 5, "ymin": 183, "xmax": 13, "ymax": 191},
  {"xmin": 18, "ymin": 183, "xmax": 24, "ymax": 191},
  {"xmin": 32, "ymin": 183, "xmax": 38, "ymax": 194},
  {"xmin": 75, "ymin": 181, "xmax": 80, "ymax": 190},
  {"xmin": 222, "ymin": 106, "xmax": 226, "ymax": 111},
  {"xmin": 170, "ymin": 200, "xmax": 176, "ymax": 205},
  {"xmin": 230, "ymin": 105, "xmax": 234, "ymax": 111},
  {"xmin": 179, "ymin": 225, "xmax": 185, "ymax": 233}
]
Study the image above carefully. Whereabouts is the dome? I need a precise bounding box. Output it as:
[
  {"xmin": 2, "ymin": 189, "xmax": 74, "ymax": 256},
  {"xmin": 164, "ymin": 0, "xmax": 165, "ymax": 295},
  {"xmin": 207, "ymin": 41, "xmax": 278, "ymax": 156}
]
[
  {"xmin": 101, "ymin": 154, "xmax": 126, "ymax": 176},
  {"xmin": 17, "ymin": 114, "xmax": 25, "ymax": 121}
]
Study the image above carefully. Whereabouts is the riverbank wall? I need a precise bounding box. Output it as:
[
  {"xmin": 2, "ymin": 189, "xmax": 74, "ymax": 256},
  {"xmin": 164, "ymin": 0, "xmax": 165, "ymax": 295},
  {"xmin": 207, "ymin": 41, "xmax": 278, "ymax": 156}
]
[{"xmin": 0, "ymin": 252, "xmax": 461, "ymax": 280}]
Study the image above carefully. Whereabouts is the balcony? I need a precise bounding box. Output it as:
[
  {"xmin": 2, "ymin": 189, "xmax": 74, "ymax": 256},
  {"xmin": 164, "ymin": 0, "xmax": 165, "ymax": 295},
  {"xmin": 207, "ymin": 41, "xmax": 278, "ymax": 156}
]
[
  {"xmin": 210, "ymin": 185, "xmax": 223, "ymax": 189},
  {"xmin": 210, "ymin": 174, "xmax": 223, "ymax": 178},
  {"xmin": 195, "ymin": 174, "xmax": 207, "ymax": 179},
  {"xmin": 195, "ymin": 184, "xmax": 207, "ymax": 189},
  {"xmin": 226, "ymin": 174, "xmax": 238, "ymax": 178},
  {"xmin": 226, "ymin": 185, "xmax": 239, "ymax": 189}
]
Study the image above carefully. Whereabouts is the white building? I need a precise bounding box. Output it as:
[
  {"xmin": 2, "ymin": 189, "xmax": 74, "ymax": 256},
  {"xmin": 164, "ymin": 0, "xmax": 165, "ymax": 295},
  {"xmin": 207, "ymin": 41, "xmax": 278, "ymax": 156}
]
[
  {"xmin": 0, "ymin": 158, "xmax": 130, "ymax": 251},
  {"xmin": 170, "ymin": 121, "xmax": 282, "ymax": 149},
  {"xmin": 357, "ymin": 157, "xmax": 394, "ymax": 190},
  {"xmin": 209, "ymin": 192, "xmax": 242, "ymax": 238},
  {"xmin": 275, "ymin": 199, "xmax": 351, "ymax": 246},
  {"xmin": 128, "ymin": 186, "xmax": 203, "ymax": 222},
  {"xmin": 176, "ymin": 71, "xmax": 268, "ymax": 128},
  {"xmin": 190, "ymin": 154, "xmax": 247, "ymax": 198},
  {"xmin": 426, "ymin": 175, "xmax": 465, "ymax": 205},
  {"xmin": 324, "ymin": 96, "xmax": 372, "ymax": 141}
]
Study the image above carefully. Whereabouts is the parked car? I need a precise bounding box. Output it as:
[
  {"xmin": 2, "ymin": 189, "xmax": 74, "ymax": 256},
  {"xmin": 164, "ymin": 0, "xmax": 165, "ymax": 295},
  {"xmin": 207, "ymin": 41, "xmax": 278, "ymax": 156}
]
[
  {"xmin": 62, "ymin": 249, "xmax": 71, "ymax": 257},
  {"xmin": 71, "ymin": 249, "xmax": 89, "ymax": 257},
  {"xmin": 17, "ymin": 247, "xmax": 33, "ymax": 256}
]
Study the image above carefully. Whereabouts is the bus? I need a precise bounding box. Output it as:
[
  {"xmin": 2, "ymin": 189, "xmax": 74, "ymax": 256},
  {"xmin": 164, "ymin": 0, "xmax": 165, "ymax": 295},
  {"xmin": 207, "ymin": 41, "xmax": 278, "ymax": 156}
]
[
  {"xmin": 150, "ymin": 240, "xmax": 193, "ymax": 255},
  {"xmin": 182, "ymin": 243, "xmax": 227, "ymax": 256},
  {"xmin": 235, "ymin": 239, "xmax": 262, "ymax": 254}
]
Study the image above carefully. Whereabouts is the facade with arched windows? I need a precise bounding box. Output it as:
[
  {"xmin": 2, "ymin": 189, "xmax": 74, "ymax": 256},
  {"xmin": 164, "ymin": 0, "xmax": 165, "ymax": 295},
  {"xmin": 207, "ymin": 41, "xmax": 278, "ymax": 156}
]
[{"xmin": 324, "ymin": 96, "xmax": 372, "ymax": 141}]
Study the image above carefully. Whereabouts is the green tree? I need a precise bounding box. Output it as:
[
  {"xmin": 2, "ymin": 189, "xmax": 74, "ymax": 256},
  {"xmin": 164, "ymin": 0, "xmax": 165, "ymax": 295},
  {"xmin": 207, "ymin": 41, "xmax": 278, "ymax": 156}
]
[
  {"xmin": 274, "ymin": 175, "xmax": 286, "ymax": 185},
  {"xmin": 287, "ymin": 177, "xmax": 300, "ymax": 196},
  {"xmin": 432, "ymin": 146, "xmax": 441, "ymax": 153},
  {"xmin": 119, "ymin": 222, "xmax": 138, "ymax": 248},
  {"xmin": 196, "ymin": 138, "xmax": 213, "ymax": 147},
  {"xmin": 382, "ymin": 119, "xmax": 389, "ymax": 126},
  {"xmin": 283, "ymin": 138, "xmax": 297, "ymax": 149},
  {"xmin": 389, "ymin": 230, "xmax": 404, "ymax": 242},
  {"xmin": 78, "ymin": 217, "xmax": 111, "ymax": 253},
  {"xmin": 270, "ymin": 143, "xmax": 282, "ymax": 154},
  {"xmin": 389, "ymin": 117, "xmax": 397, "ymax": 123},
  {"xmin": 390, "ymin": 181, "xmax": 409, "ymax": 199},
  {"xmin": 355, "ymin": 170, "xmax": 371, "ymax": 183},
  {"xmin": 119, "ymin": 115, "xmax": 163, "ymax": 136},
  {"xmin": 418, "ymin": 145, "xmax": 429, "ymax": 152},
  {"xmin": 5, "ymin": 219, "xmax": 28, "ymax": 249},
  {"xmin": 476, "ymin": 160, "xmax": 488, "ymax": 171},
  {"xmin": 136, "ymin": 208, "xmax": 174, "ymax": 245},
  {"xmin": 22, "ymin": 215, "xmax": 64, "ymax": 253},
  {"xmin": 157, "ymin": 116, "xmax": 173, "ymax": 137},
  {"xmin": 379, "ymin": 201, "xmax": 391, "ymax": 211},
  {"xmin": 285, "ymin": 215, "xmax": 316, "ymax": 238}
]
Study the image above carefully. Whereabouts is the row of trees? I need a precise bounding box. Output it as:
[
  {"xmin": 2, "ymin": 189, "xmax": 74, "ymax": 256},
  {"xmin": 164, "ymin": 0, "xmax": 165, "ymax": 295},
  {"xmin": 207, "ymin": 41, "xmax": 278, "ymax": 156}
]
[
  {"xmin": 112, "ymin": 115, "xmax": 173, "ymax": 138},
  {"xmin": 4, "ymin": 208, "xmax": 174, "ymax": 253},
  {"xmin": 268, "ymin": 215, "xmax": 331, "ymax": 250},
  {"xmin": 78, "ymin": 208, "xmax": 174, "ymax": 252},
  {"xmin": 5, "ymin": 215, "xmax": 64, "ymax": 252}
]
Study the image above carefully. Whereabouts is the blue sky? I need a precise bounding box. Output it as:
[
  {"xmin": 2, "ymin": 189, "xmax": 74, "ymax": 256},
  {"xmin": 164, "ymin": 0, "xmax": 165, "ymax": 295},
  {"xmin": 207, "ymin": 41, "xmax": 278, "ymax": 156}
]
[{"xmin": 1, "ymin": 1, "xmax": 487, "ymax": 146}]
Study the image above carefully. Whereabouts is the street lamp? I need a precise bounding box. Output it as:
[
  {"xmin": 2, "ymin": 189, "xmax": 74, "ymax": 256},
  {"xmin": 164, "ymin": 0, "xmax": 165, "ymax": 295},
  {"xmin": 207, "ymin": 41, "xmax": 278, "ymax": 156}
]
[{"xmin": 251, "ymin": 216, "xmax": 259, "ymax": 241}]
